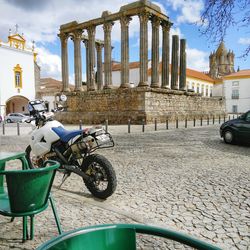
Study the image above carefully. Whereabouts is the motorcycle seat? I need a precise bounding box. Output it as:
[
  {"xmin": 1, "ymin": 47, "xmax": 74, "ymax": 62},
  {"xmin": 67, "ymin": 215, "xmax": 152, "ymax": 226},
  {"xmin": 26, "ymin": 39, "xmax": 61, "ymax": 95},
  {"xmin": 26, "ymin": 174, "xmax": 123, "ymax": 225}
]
[{"xmin": 52, "ymin": 126, "xmax": 83, "ymax": 143}]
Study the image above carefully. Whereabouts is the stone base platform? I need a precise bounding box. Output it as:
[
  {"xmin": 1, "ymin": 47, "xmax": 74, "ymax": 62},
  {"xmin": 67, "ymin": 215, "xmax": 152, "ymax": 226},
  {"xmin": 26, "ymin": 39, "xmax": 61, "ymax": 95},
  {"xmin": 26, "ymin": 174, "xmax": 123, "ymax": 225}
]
[{"xmin": 55, "ymin": 87, "xmax": 225, "ymax": 124}]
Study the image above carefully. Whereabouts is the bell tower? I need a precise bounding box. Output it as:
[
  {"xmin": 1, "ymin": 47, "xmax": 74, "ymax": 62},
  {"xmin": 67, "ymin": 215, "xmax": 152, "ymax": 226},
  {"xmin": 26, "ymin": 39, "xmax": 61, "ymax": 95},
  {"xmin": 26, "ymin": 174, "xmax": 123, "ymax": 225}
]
[{"xmin": 209, "ymin": 42, "xmax": 235, "ymax": 78}]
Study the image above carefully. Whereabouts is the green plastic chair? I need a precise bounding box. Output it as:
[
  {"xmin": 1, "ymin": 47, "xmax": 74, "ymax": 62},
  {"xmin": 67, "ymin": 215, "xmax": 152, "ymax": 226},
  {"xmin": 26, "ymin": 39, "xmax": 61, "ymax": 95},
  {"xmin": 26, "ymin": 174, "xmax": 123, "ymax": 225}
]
[
  {"xmin": 36, "ymin": 224, "xmax": 221, "ymax": 250},
  {"xmin": 0, "ymin": 160, "xmax": 62, "ymax": 242}
]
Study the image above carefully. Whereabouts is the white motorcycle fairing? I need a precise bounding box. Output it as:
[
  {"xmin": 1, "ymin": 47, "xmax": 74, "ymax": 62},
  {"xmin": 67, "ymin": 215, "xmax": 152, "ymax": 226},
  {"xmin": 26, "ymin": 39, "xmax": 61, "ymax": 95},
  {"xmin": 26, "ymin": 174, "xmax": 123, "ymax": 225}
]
[{"xmin": 29, "ymin": 120, "xmax": 64, "ymax": 156}]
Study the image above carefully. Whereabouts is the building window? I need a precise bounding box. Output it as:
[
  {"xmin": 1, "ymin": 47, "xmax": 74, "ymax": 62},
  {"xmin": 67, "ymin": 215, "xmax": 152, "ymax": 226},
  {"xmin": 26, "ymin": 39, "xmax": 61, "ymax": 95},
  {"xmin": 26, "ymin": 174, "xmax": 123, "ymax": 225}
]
[
  {"xmin": 192, "ymin": 83, "xmax": 195, "ymax": 90},
  {"xmin": 210, "ymin": 89, "xmax": 212, "ymax": 97},
  {"xmin": 206, "ymin": 86, "xmax": 209, "ymax": 96},
  {"xmin": 232, "ymin": 89, "xmax": 239, "ymax": 99},
  {"xmin": 13, "ymin": 64, "xmax": 23, "ymax": 88},
  {"xmin": 232, "ymin": 81, "xmax": 239, "ymax": 87},
  {"xmin": 201, "ymin": 85, "xmax": 204, "ymax": 95},
  {"xmin": 232, "ymin": 105, "xmax": 238, "ymax": 113},
  {"xmin": 197, "ymin": 84, "xmax": 200, "ymax": 93}
]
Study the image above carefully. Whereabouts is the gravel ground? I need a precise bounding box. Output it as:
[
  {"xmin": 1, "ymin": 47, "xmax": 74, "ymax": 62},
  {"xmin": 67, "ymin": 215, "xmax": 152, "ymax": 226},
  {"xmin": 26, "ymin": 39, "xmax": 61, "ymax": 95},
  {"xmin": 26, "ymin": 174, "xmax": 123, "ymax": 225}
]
[{"xmin": 0, "ymin": 124, "xmax": 249, "ymax": 249}]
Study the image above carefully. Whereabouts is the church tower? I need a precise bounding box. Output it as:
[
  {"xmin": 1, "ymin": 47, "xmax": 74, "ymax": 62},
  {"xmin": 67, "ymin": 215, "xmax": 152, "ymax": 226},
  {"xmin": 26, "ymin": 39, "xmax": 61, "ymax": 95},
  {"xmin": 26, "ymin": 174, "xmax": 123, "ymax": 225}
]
[{"xmin": 209, "ymin": 42, "xmax": 235, "ymax": 78}]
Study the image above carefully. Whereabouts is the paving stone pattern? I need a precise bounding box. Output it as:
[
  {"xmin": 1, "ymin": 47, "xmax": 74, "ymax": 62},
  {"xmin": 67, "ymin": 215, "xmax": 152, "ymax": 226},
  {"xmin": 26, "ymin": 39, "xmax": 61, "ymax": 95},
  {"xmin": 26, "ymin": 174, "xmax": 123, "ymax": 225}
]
[{"xmin": 0, "ymin": 125, "xmax": 249, "ymax": 249}]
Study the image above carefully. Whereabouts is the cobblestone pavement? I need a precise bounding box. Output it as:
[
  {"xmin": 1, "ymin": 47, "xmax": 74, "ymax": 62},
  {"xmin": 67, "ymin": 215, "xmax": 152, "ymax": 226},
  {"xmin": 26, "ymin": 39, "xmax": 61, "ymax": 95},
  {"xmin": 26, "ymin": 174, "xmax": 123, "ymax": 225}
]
[{"xmin": 0, "ymin": 125, "xmax": 249, "ymax": 249}]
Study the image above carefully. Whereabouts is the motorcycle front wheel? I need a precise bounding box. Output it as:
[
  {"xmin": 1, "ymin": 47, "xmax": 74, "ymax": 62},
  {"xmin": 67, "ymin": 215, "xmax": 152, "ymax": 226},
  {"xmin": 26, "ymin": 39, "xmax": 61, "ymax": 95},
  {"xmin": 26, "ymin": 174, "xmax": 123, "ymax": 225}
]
[{"xmin": 81, "ymin": 154, "xmax": 117, "ymax": 199}]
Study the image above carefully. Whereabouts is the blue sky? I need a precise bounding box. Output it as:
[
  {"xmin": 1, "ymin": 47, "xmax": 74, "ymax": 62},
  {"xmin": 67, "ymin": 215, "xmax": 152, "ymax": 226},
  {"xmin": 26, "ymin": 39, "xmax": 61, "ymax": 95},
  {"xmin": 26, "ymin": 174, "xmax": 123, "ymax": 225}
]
[{"xmin": 0, "ymin": 0, "xmax": 249, "ymax": 83}]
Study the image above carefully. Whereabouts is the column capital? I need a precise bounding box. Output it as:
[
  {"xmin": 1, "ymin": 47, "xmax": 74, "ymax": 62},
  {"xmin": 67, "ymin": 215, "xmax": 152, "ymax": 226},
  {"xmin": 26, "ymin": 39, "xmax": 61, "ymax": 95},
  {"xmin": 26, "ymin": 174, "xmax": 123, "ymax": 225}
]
[
  {"xmin": 72, "ymin": 29, "xmax": 83, "ymax": 40},
  {"xmin": 103, "ymin": 21, "xmax": 114, "ymax": 33},
  {"xmin": 151, "ymin": 15, "xmax": 161, "ymax": 28},
  {"xmin": 161, "ymin": 21, "xmax": 172, "ymax": 31},
  {"xmin": 58, "ymin": 32, "xmax": 69, "ymax": 44},
  {"xmin": 87, "ymin": 25, "xmax": 96, "ymax": 37},
  {"xmin": 95, "ymin": 42, "xmax": 104, "ymax": 50},
  {"xmin": 138, "ymin": 11, "xmax": 150, "ymax": 23},
  {"xmin": 120, "ymin": 15, "xmax": 132, "ymax": 27}
]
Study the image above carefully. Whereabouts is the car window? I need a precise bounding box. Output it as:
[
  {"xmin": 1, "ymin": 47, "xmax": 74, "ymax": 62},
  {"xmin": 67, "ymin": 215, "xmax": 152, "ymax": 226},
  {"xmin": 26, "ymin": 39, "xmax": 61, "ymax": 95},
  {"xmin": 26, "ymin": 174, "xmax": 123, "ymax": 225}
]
[{"xmin": 245, "ymin": 112, "xmax": 250, "ymax": 122}]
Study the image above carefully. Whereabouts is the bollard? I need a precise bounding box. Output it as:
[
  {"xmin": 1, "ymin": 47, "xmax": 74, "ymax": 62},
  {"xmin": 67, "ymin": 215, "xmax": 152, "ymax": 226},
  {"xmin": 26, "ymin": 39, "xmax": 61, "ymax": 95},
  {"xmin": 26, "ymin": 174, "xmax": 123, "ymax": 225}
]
[
  {"xmin": 2, "ymin": 122, "xmax": 5, "ymax": 135},
  {"xmin": 17, "ymin": 122, "xmax": 20, "ymax": 136},
  {"xmin": 185, "ymin": 118, "xmax": 187, "ymax": 128},
  {"xmin": 176, "ymin": 118, "xmax": 178, "ymax": 129},
  {"xmin": 128, "ymin": 119, "xmax": 131, "ymax": 133},
  {"xmin": 219, "ymin": 115, "xmax": 221, "ymax": 124},
  {"xmin": 142, "ymin": 119, "xmax": 145, "ymax": 133},
  {"xmin": 207, "ymin": 117, "xmax": 209, "ymax": 125},
  {"xmin": 166, "ymin": 119, "xmax": 168, "ymax": 130},
  {"xmin": 213, "ymin": 116, "xmax": 215, "ymax": 124},
  {"xmin": 155, "ymin": 118, "xmax": 157, "ymax": 131},
  {"xmin": 193, "ymin": 118, "xmax": 196, "ymax": 127},
  {"xmin": 105, "ymin": 119, "xmax": 108, "ymax": 133},
  {"xmin": 200, "ymin": 117, "xmax": 203, "ymax": 126},
  {"xmin": 79, "ymin": 120, "xmax": 83, "ymax": 130}
]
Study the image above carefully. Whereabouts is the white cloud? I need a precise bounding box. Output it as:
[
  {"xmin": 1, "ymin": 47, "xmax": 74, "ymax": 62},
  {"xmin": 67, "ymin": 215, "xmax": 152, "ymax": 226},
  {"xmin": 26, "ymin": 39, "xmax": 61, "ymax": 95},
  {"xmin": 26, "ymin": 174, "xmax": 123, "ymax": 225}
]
[
  {"xmin": 36, "ymin": 47, "xmax": 61, "ymax": 80},
  {"xmin": 186, "ymin": 47, "xmax": 209, "ymax": 71},
  {"xmin": 238, "ymin": 37, "xmax": 250, "ymax": 45},
  {"xmin": 0, "ymin": 0, "xmax": 209, "ymax": 77},
  {"xmin": 0, "ymin": 0, "xmax": 137, "ymax": 44},
  {"xmin": 166, "ymin": 0, "xmax": 203, "ymax": 24}
]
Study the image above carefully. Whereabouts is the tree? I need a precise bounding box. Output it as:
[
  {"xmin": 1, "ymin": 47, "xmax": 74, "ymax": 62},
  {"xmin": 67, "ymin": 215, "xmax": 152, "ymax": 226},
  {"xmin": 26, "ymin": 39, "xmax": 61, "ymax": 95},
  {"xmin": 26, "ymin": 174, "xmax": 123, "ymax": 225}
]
[{"xmin": 200, "ymin": 0, "xmax": 250, "ymax": 57}]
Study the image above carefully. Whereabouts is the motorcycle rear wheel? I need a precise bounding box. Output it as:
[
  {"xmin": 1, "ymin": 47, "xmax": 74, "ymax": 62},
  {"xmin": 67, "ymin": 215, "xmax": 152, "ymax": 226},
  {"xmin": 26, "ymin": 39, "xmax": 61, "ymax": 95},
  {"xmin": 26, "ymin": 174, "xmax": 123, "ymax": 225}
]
[{"xmin": 81, "ymin": 154, "xmax": 117, "ymax": 199}]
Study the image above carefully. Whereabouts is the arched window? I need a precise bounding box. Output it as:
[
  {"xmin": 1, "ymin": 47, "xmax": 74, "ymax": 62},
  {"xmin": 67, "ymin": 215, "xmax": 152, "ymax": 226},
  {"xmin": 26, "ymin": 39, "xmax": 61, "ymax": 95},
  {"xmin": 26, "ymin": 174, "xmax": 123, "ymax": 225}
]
[{"xmin": 13, "ymin": 64, "xmax": 22, "ymax": 88}]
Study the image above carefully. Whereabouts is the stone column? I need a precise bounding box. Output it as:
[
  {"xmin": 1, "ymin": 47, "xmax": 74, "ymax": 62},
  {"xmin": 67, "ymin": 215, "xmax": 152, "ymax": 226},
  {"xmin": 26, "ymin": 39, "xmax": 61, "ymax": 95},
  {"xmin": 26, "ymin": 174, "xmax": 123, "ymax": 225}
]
[
  {"xmin": 73, "ymin": 29, "xmax": 83, "ymax": 91},
  {"xmin": 87, "ymin": 26, "xmax": 96, "ymax": 91},
  {"xmin": 84, "ymin": 40, "xmax": 90, "ymax": 88},
  {"xmin": 151, "ymin": 16, "xmax": 161, "ymax": 88},
  {"xmin": 59, "ymin": 32, "xmax": 70, "ymax": 92},
  {"xmin": 138, "ymin": 11, "xmax": 150, "ymax": 87},
  {"xmin": 171, "ymin": 35, "xmax": 179, "ymax": 90},
  {"xmin": 161, "ymin": 21, "xmax": 171, "ymax": 88},
  {"xmin": 120, "ymin": 16, "xmax": 131, "ymax": 88},
  {"xmin": 103, "ymin": 21, "xmax": 114, "ymax": 89},
  {"xmin": 179, "ymin": 39, "xmax": 186, "ymax": 91},
  {"xmin": 96, "ymin": 43, "xmax": 103, "ymax": 90}
]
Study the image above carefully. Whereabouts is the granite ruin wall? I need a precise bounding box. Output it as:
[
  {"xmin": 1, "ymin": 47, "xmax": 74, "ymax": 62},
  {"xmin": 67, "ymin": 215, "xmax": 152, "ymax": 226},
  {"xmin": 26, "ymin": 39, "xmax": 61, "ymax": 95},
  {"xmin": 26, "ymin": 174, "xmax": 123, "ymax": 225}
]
[{"xmin": 55, "ymin": 88, "xmax": 225, "ymax": 125}]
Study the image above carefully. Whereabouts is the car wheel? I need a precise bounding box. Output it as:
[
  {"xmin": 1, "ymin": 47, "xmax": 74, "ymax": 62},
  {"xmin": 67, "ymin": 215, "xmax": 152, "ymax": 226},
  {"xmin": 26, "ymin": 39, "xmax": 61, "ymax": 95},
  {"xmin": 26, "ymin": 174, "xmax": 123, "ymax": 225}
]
[
  {"xmin": 6, "ymin": 119, "xmax": 11, "ymax": 123},
  {"xmin": 223, "ymin": 130, "xmax": 234, "ymax": 144}
]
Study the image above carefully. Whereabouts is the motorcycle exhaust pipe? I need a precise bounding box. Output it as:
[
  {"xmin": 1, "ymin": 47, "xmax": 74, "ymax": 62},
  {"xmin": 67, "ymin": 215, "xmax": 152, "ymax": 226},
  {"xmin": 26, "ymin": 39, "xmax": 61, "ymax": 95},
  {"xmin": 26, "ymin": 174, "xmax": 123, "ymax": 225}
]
[{"xmin": 53, "ymin": 147, "xmax": 92, "ymax": 183}]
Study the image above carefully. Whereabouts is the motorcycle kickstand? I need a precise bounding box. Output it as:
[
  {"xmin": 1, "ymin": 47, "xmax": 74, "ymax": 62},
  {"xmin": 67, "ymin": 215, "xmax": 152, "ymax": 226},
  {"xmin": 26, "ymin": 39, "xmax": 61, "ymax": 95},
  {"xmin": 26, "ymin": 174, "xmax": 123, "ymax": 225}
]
[{"xmin": 58, "ymin": 172, "xmax": 70, "ymax": 189}]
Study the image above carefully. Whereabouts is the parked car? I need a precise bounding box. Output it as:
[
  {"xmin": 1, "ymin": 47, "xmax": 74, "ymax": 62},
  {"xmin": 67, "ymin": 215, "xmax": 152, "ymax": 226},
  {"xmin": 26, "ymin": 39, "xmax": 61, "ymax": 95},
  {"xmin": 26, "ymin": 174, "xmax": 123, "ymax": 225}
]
[
  {"xmin": 220, "ymin": 111, "xmax": 250, "ymax": 144},
  {"xmin": 5, "ymin": 113, "xmax": 30, "ymax": 123}
]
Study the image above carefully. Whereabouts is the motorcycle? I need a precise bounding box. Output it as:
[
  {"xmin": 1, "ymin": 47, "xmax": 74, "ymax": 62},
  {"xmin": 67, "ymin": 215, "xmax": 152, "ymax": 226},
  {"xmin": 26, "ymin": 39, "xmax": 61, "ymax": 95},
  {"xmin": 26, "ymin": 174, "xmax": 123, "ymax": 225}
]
[{"xmin": 25, "ymin": 100, "xmax": 117, "ymax": 199}]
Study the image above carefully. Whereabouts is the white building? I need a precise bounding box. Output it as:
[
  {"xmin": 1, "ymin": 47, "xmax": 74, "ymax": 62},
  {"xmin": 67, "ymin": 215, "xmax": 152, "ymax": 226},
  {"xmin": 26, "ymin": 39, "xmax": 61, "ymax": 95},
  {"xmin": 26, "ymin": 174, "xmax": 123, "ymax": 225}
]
[
  {"xmin": 223, "ymin": 70, "xmax": 250, "ymax": 113},
  {"xmin": 111, "ymin": 61, "xmax": 215, "ymax": 97},
  {"xmin": 0, "ymin": 32, "xmax": 39, "ymax": 117}
]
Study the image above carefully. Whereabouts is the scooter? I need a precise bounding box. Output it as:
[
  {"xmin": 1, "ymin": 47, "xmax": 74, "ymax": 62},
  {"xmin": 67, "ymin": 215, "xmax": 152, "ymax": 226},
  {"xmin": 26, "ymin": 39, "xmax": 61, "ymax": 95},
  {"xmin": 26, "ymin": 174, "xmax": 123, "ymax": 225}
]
[{"xmin": 25, "ymin": 100, "xmax": 117, "ymax": 199}]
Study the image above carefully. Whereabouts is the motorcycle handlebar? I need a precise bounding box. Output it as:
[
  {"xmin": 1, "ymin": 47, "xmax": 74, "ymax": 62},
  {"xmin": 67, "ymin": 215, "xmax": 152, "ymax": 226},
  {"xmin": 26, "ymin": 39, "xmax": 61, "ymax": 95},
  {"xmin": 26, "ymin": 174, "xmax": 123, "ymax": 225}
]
[
  {"xmin": 25, "ymin": 111, "xmax": 54, "ymax": 123},
  {"xmin": 41, "ymin": 112, "xmax": 54, "ymax": 121}
]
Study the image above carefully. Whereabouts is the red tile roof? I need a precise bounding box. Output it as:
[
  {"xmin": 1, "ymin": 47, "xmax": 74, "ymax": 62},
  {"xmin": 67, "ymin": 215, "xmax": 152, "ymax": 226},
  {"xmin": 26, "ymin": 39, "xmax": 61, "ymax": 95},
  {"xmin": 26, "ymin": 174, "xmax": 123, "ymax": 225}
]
[
  {"xmin": 224, "ymin": 69, "xmax": 250, "ymax": 79},
  {"xmin": 112, "ymin": 61, "xmax": 215, "ymax": 83}
]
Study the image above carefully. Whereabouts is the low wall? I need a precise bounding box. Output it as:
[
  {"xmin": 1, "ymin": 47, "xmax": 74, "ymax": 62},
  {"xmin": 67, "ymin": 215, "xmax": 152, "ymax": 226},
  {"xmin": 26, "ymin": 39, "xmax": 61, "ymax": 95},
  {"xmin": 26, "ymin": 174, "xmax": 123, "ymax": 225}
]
[{"xmin": 55, "ymin": 87, "xmax": 225, "ymax": 124}]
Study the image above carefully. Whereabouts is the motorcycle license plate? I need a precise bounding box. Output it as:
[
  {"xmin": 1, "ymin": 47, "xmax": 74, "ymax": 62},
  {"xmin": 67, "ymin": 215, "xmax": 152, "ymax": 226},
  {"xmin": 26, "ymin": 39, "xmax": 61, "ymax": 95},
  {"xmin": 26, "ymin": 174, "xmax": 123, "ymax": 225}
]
[{"xmin": 96, "ymin": 134, "xmax": 109, "ymax": 142}]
